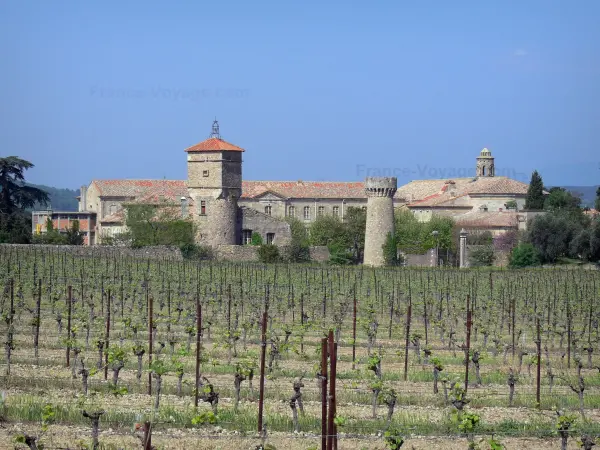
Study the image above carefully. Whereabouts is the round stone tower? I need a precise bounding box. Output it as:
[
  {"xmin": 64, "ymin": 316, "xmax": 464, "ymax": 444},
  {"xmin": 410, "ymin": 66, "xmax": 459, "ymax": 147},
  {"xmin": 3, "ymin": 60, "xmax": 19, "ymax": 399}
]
[
  {"xmin": 476, "ymin": 148, "xmax": 495, "ymax": 177},
  {"xmin": 363, "ymin": 177, "xmax": 397, "ymax": 267},
  {"xmin": 185, "ymin": 120, "xmax": 243, "ymax": 247}
]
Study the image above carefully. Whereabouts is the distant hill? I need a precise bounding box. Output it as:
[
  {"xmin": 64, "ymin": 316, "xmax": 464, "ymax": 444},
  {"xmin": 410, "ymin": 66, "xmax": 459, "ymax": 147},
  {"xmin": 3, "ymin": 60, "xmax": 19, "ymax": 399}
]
[
  {"xmin": 27, "ymin": 184, "xmax": 79, "ymax": 211},
  {"xmin": 558, "ymin": 186, "xmax": 599, "ymax": 207}
]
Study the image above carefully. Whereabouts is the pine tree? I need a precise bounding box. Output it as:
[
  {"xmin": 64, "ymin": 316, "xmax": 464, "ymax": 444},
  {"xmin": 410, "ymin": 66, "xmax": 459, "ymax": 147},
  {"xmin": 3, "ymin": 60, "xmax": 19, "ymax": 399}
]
[{"xmin": 525, "ymin": 170, "xmax": 545, "ymax": 210}]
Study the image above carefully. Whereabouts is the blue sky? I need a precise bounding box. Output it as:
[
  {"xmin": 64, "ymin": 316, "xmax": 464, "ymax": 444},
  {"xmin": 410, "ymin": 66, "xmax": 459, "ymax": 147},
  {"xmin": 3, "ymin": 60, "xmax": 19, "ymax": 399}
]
[{"xmin": 1, "ymin": 0, "xmax": 599, "ymax": 188}]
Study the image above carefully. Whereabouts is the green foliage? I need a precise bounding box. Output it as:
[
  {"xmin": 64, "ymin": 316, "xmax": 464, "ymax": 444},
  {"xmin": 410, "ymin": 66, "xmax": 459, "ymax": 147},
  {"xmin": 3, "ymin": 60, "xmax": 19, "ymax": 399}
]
[
  {"xmin": 469, "ymin": 245, "xmax": 495, "ymax": 267},
  {"xmin": 509, "ymin": 243, "xmax": 541, "ymax": 268},
  {"xmin": 41, "ymin": 403, "xmax": 55, "ymax": 432},
  {"xmin": 191, "ymin": 410, "xmax": 219, "ymax": 425},
  {"xmin": 525, "ymin": 170, "xmax": 545, "ymax": 210},
  {"xmin": 123, "ymin": 203, "xmax": 195, "ymax": 248},
  {"xmin": 430, "ymin": 356, "xmax": 444, "ymax": 371},
  {"xmin": 487, "ymin": 436, "xmax": 505, "ymax": 450},
  {"xmin": 258, "ymin": 244, "xmax": 281, "ymax": 263},
  {"xmin": 545, "ymin": 187, "xmax": 583, "ymax": 212},
  {"xmin": 504, "ymin": 200, "xmax": 518, "ymax": 210},
  {"xmin": 180, "ymin": 243, "xmax": 213, "ymax": 260},
  {"xmin": 383, "ymin": 427, "xmax": 405, "ymax": 449},
  {"xmin": 466, "ymin": 231, "xmax": 493, "ymax": 245},
  {"xmin": 308, "ymin": 210, "xmax": 366, "ymax": 264},
  {"xmin": 149, "ymin": 359, "xmax": 170, "ymax": 376},
  {"xmin": 250, "ymin": 232, "xmax": 263, "ymax": 246},
  {"xmin": 383, "ymin": 232, "xmax": 401, "ymax": 266},
  {"xmin": 284, "ymin": 217, "xmax": 310, "ymax": 262},
  {"xmin": 596, "ymin": 186, "xmax": 600, "ymax": 212},
  {"xmin": 395, "ymin": 209, "xmax": 456, "ymax": 254},
  {"xmin": 65, "ymin": 220, "xmax": 84, "ymax": 245},
  {"xmin": 527, "ymin": 213, "xmax": 583, "ymax": 263},
  {"xmin": 0, "ymin": 157, "xmax": 49, "ymax": 244}
]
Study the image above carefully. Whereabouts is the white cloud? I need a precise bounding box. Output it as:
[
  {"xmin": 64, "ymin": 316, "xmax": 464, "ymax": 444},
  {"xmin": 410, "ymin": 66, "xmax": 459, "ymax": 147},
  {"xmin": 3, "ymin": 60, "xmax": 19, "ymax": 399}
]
[{"xmin": 514, "ymin": 49, "xmax": 528, "ymax": 57}]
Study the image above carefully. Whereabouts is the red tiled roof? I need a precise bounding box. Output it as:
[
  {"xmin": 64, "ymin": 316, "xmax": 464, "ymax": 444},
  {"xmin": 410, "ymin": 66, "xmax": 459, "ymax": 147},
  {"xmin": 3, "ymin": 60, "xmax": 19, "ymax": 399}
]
[
  {"xmin": 185, "ymin": 137, "xmax": 244, "ymax": 152},
  {"xmin": 455, "ymin": 211, "xmax": 519, "ymax": 228},
  {"xmin": 240, "ymin": 180, "xmax": 403, "ymax": 200},
  {"xmin": 406, "ymin": 177, "xmax": 529, "ymax": 207},
  {"xmin": 92, "ymin": 180, "xmax": 188, "ymax": 199}
]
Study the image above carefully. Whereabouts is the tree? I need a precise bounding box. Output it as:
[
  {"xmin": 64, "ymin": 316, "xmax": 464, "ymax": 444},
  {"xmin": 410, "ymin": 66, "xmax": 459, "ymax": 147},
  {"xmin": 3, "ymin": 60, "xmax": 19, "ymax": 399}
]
[
  {"xmin": 121, "ymin": 201, "xmax": 195, "ymax": 248},
  {"xmin": 258, "ymin": 244, "xmax": 281, "ymax": 263},
  {"xmin": 544, "ymin": 187, "xmax": 582, "ymax": 212},
  {"xmin": 0, "ymin": 157, "xmax": 49, "ymax": 243},
  {"xmin": 32, "ymin": 218, "xmax": 67, "ymax": 245},
  {"xmin": 524, "ymin": 170, "xmax": 545, "ymax": 210},
  {"xmin": 595, "ymin": 186, "xmax": 600, "ymax": 212},
  {"xmin": 469, "ymin": 245, "xmax": 495, "ymax": 267},
  {"xmin": 527, "ymin": 214, "xmax": 582, "ymax": 263},
  {"xmin": 309, "ymin": 215, "xmax": 348, "ymax": 248},
  {"xmin": 509, "ymin": 243, "xmax": 540, "ymax": 268},
  {"xmin": 250, "ymin": 232, "xmax": 263, "ymax": 246},
  {"xmin": 382, "ymin": 232, "xmax": 402, "ymax": 266},
  {"xmin": 343, "ymin": 206, "xmax": 366, "ymax": 263},
  {"xmin": 65, "ymin": 220, "xmax": 84, "ymax": 245},
  {"xmin": 284, "ymin": 217, "xmax": 310, "ymax": 262}
]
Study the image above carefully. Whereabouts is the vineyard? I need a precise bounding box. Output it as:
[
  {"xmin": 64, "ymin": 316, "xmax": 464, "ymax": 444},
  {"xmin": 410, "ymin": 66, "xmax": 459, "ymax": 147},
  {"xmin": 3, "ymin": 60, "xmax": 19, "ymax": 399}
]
[{"xmin": 1, "ymin": 246, "xmax": 600, "ymax": 450}]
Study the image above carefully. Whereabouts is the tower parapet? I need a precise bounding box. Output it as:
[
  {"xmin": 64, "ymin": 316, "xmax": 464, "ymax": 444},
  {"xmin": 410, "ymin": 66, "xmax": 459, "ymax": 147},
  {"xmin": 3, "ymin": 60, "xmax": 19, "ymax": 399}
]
[{"xmin": 363, "ymin": 177, "xmax": 397, "ymax": 267}]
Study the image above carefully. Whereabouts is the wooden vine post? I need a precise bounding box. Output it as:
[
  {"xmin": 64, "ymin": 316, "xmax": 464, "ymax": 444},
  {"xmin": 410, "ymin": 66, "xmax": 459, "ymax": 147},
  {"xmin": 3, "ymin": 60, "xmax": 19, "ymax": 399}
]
[
  {"xmin": 147, "ymin": 288, "xmax": 153, "ymax": 395},
  {"xmin": 536, "ymin": 317, "xmax": 541, "ymax": 408},
  {"xmin": 66, "ymin": 285, "xmax": 72, "ymax": 367},
  {"xmin": 464, "ymin": 295, "xmax": 472, "ymax": 393},
  {"xmin": 403, "ymin": 298, "xmax": 412, "ymax": 382},
  {"xmin": 194, "ymin": 296, "xmax": 202, "ymax": 408},
  {"xmin": 326, "ymin": 330, "xmax": 338, "ymax": 450},
  {"xmin": 352, "ymin": 290, "xmax": 357, "ymax": 370},
  {"xmin": 104, "ymin": 289, "xmax": 111, "ymax": 380},
  {"xmin": 320, "ymin": 337, "xmax": 328, "ymax": 450},
  {"xmin": 257, "ymin": 311, "xmax": 268, "ymax": 434}
]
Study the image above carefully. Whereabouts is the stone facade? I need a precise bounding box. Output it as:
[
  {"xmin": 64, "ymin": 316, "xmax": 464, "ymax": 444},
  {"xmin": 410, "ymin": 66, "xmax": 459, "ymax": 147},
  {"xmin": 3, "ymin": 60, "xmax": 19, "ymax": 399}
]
[
  {"xmin": 239, "ymin": 207, "xmax": 292, "ymax": 245},
  {"xmin": 363, "ymin": 177, "xmax": 397, "ymax": 267},
  {"xmin": 476, "ymin": 148, "xmax": 495, "ymax": 177}
]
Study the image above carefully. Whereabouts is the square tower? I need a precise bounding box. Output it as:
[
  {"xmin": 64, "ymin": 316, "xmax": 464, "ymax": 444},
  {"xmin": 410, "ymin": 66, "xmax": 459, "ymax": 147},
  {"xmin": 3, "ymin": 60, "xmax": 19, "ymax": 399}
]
[{"xmin": 185, "ymin": 121, "xmax": 244, "ymax": 246}]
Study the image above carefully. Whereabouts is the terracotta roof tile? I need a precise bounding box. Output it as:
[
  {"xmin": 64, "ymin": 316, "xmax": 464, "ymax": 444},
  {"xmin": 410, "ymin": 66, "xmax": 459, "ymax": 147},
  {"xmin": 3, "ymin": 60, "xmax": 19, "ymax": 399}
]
[
  {"xmin": 185, "ymin": 137, "xmax": 244, "ymax": 152},
  {"xmin": 455, "ymin": 211, "xmax": 519, "ymax": 228},
  {"xmin": 92, "ymin": 180, "xmax": 188, "ymax": 199}
]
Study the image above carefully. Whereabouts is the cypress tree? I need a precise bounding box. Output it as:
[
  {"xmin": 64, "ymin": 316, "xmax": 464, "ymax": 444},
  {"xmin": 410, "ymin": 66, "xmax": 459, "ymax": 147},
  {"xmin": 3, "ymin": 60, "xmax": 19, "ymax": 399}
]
[
  {"xmin": 525, "ymin": 170, "xmax": 545, "ymax": 210},
  {"xmin": 595, "ymin": 186, "xmax": 600, "ymax": 211}
]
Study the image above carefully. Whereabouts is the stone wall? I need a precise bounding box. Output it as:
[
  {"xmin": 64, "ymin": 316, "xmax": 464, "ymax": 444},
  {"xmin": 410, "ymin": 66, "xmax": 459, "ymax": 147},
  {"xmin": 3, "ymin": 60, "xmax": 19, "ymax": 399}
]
[
  {"xmin": 309, "ymin": 246, "xmax": 330, "ymax": 262},
  {"xmin": 403, "ymin": 249, "xmax": 436, "ymax": 267},
  {"xmin": 0, "ymin": 244, "xmax": 183, "ymax": 260}
]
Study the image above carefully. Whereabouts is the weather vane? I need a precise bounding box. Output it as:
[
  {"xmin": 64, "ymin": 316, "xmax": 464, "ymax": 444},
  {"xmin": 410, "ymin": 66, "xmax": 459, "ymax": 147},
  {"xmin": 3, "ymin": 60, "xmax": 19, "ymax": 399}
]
[{"xmin": 210, "ymin": 118, "xmax": 220, "ymax": 139}]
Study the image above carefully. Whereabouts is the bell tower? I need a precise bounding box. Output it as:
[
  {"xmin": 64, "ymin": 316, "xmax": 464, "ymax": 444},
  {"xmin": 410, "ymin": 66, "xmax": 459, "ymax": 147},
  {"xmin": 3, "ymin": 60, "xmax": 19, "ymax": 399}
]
[
  {"xmin": 476, "ymin": 148, "xmax": 495, "ymax": 177},
  {"xmin": 185, "ymin": 120, "xmax": 244, "ymax": 246}
]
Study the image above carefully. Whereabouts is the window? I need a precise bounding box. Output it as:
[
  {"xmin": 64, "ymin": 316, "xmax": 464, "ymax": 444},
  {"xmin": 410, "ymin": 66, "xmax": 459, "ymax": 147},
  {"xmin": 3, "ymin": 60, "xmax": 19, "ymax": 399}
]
[
  {"xmin": 203, "ymin": 170, "xmax": 209, "ymax": 177},
  {"xmin": 318, "ymin": 206, "xmax": 325, "ymax": 217},
  {"xmin": 266, "ymin": 233, "xmax": 275, "ymax": 244},
  {"xmin": 200, "ymin": 201, "xmax": 206, "ymax": 215},
  {"xmin": 288, "ymin": 205, "xmax": 296, "ymax": 217},
  {"xmin": 242, "ymin": 230, "xmax": 252, "ymax": 245},
  {"xmin": 264, "ymin": 205, "xmax": 272, "ymax": 216},
  {"xmin": 333, "ymin": 206, "xmax": 339, "ymax": 217},
  {"xmin": 303, "ymin": 206, "xmax": 311, "ymax": 220}
]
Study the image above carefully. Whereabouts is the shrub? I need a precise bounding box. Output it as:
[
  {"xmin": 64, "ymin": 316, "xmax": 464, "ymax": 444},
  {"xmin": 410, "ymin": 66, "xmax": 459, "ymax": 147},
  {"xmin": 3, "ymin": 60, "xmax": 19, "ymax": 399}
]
[
  {"xmin": 469, "ymin": 245, "xmax": 495, "ymax": 267},
  {"xmin": 258, "ymin": 244, "xmax": 281, "ymax": 263},
  {"xmin": 250, "ymin": 232, "xmax": 263, "ymax": 246},
  {"xmin": 180, "ymin": 243, "xmax": 213, "ymax": 260},
  {"xmin": 383, "ymin": 232, "xmax": 402, "ymax": 266},
  {"xmin": 509, "ymin": 243, "xmax": 540, "ymax": 268}
]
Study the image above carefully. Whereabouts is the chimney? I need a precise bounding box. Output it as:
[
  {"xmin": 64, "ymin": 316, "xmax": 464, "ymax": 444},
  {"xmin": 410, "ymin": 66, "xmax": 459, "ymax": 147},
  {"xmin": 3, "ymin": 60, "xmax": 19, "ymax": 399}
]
[{"xmin": 79, "ymin": 185, "xmax": 88, "ymax": 212}]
